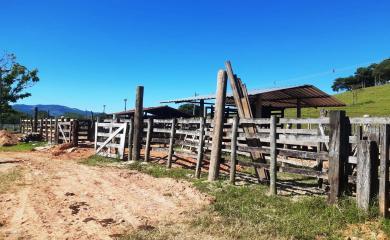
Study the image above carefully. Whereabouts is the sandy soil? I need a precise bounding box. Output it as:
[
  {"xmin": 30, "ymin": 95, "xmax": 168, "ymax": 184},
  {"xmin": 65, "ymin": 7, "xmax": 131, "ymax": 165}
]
[{"xmin": 0, "ymin": 150, "xmax": 211, "ymax": 240}]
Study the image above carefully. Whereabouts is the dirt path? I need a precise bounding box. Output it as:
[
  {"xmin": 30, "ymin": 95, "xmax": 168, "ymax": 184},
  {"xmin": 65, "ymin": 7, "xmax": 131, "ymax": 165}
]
[{"xmin": 0, "ymin": 150, "xmax": 211, "ymax": 240}]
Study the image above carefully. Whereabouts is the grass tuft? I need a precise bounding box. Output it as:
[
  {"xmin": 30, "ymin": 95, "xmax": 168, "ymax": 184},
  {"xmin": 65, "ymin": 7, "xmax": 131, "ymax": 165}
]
[{"xmin": 0, "ymin": 142, "xmax": 46, "ymax": 152}]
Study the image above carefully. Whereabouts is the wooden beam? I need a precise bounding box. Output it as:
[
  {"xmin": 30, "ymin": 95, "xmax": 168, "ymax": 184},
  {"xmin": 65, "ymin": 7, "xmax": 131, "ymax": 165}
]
[
  {"xmin": 127, "ymin": 118, "xmax": 134, "ymax": 161},
  {"xmin": 229, "ymin": 116, "xmax": 239, "ymax": 184},
  {"xmin": 131, "ymin": 86, "xmax": 144, "ymax": 160},
  {"xmin": 167, "ymin": 118, "xmax": 177, "ymax": 168},
  {"xmin": 269, "ymin": 115, "xmax": 277, "ymax": 195},
  {"xmin": 195, "ymin": 117, "xmax": 205, "ymax": 179},
  {"xmin": 208, "ymin": 70, "xmax": 227, "ymax": 181},
  {"xmin": 380, "ymin": 124, "xmax": 390, "ymax": 217},
  {"xmin": 328, "ymin": 111, "xmax": 350, "ymax": 204},
  {"xmin": 144, "ymin": 118, "xmax": 153, "ymax": 162},
  {"xmin": 357, "ymin": 140, "xmax": 379, "ymax": 211}
]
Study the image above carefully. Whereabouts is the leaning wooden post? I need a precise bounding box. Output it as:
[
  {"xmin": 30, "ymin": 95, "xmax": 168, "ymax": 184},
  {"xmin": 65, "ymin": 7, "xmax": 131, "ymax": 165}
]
[
  {"xmin": 167, "ymin": 118, "xmax": 177, "ymax": 168},
  {"xmin": 328, "ymin": 110, "xmax": 350, "ymax": 204},
  {"xmin": 72, "ymin": 120, "xmax": 79, "ymax": 147},
  {"xmin": 33, "ymin": 107, "xmax": 38, "ymax": 132},
  {"xmin": 144, "ymin": 118, "xmax": 153, "ymax": 162},
  {"xmin": 131, "ymin": 86, "xmax": 144, "ymax": 161},
  {"xmin": 229, "ymin": 116, "xmax": 239, "ymax": 184},
  {"xmin": 379, "ymin": 124, "xmax": 389, "ymax": 217},
  {"xmin": 269, "ymin": 115, "xmax": 277, "ymax": 195},
  {"xmin": 195, "ymin": 117, "xmax": 206, "ymax": 178},
  {"xmin": 357, "ymin": 140, "xmax": 379, "ymax": 211},
  {"xmin": 208, "ymin": 70, "xmax": 227, "ymax": 181},
  {"xmin": 127, "ymin": 118, "xmax": 134, "ymax": 161}
]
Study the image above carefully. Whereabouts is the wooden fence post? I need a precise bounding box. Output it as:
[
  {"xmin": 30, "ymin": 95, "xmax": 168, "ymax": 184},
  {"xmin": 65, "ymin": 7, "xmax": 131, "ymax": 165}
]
[
  {"xmin": 269, "ymin": 115, "xmax": 277, "ymax": 195},
  {"xmin": 33, "ymin": 107, "xmax": 38, "ymax": 132},
  {"xmin": 328, "ymin": 110, "xmax": 350, "ymax": 204},
  {"xmin": 45, "ymin": 118, "xmax": 49, "ymax": 141},
  {"xmin": 39, "ymin": 117, "xmax": 43, "ymax": 137},
  {"xmin": 208, "ymin": 70, "xmax": 227, "ymax": 181},
  {"xmin": 167, "ymin": 118, "xmax": 177, "ymax": 168},
  {"xmin": 229, "ymin": 116, "xmax": 239, "ymax": 184},
  {"xmin": 72, "ymin": 120, "xmax": 79, "ymax": 147},
  {"xmin": 54, "ymin": 117, "xmax": 59, "ymax": 144},
  {"xmin": 94, "ymin": 117, "xmax": 99, "ymax": 150},
  {"xmin": 131, "ymin": 86, "xmax": 144, "ymax": 160},
  {"xmin": 357, "ymin": 140, "xmax": 379, "ymax": 211},
  {"xmin": 380, "ymin": 124, "xmax": 389, "ymax": 217},
  {"xmin": 144, "ymin": 118, "xmax": 153, "ymax": 162},
  {"xmin": 19, "ymin": 118, "xmax": 23, "ymax": 133},
  {"xmin": 128, "ymin": 118, "xmax": 134, "ymax": 161},
  {"xmin": 195, "ymin": 117, "xmax": 206, "ymax": 179}
]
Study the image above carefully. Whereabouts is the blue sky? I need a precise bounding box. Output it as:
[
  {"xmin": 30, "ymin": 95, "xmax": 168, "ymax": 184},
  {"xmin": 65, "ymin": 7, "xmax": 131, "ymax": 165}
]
[{"xmin": 1, "ymin": 0, "xmax": 389, "ymax": 113}]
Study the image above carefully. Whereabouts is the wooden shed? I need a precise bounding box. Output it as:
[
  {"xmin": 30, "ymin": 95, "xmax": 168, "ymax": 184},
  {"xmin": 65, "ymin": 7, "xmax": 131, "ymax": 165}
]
[{"xmin": 160, "ymin": 84, "xmax": 345, "ymax": 118}]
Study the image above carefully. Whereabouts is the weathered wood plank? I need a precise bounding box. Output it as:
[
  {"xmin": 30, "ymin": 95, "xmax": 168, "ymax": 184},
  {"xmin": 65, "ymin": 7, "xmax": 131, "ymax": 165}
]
[
  {"xmin": 379, "ymin": 125, "xmax": 390, "ymax": 217},
  {"xmin": 195, "ymin": 117, "xmax": 205, "ymax": 179},
  {"xmin": 167, "ymin": 118, "xmax": 177, "ymax": 168},
  {"xmin": 269, "ymin": 116, "xmax": 277, "ymax": 195},
  {"xmin": 229, "ymin": 116, "xmax": 239, "ymax": 184}
]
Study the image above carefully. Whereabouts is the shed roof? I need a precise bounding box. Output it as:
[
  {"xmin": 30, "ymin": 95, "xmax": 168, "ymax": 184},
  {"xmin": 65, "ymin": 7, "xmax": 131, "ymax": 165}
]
[
  {"xmin": 160, "ymin": 84, "xmax": 345, "ymax": 108},
  {"xmin": 112, "ymin": 105, "xmax": 191, "ymax": 118}
]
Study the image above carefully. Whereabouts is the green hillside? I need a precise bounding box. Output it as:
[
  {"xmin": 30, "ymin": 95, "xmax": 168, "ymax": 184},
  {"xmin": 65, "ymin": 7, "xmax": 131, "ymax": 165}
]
[{"xmin": 286, "ymin": 84, "xmax": 390, "ymax": 118}]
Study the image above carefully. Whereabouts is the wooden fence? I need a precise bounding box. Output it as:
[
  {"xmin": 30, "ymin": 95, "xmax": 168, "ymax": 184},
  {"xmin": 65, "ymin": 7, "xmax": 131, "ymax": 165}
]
[
  {"xmin": 20, "ymin": 118, "xmax": 94, "ymax": 145},
  {"xmin": 95, "ymin": 111, "xmax": 390, "ymax": 217}
]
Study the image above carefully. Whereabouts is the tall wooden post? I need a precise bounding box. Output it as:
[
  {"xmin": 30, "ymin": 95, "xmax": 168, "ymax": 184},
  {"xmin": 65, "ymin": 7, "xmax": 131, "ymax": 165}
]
[
  {"xmin": 208, "ymin": 70, "xmax": 227, "ymax": 181},
  {"xmin": 357, "ymin": 140, "xmax": 379, "ymax": 211},
  {"xmin": 199, "ymin": 100, "xmax": 205, "ymax": 118},
  {"xmin": 127, "ymin": 118, "xmax": 134, "ymax": 161},
  {"xmin": 195, "ymin": 117, "xmax": 206, "ymax": 178},
  {"xmin": 33, "ymin": 107, "xmax": 38, "ymax": 132},
  {"xmin": 229, "ymin": 116, "xmax": 239, "ymax": 184},
  {"xmin": 328, "ymin": 110, "xmax": 350, "ymax": 204},
  {"xmin": 296, "ymin": 99, "xmax": 302, "ymax": 129},
  {"xmin": 269, "ymin": 115, "xmax": 277, "ymax": 195},
  {"xmin": 45, "ymin": 118, "xmax": 49, "ymax": 141},
  {"xmin": 54, "ymin": 118, "xmax": 59, "ymax": 144},
  {"xmin": 39, "ymin": 117, "xmax": 43, "ymax": 137},
  {"xmin": 144, "ymin": 118, "xmax": 153, "ymax": 162},
  {"xmin": 167, "ymin": 118, "xmax": 177, "ymax": 168},
  {"xmin": 72, "ymin": 120, "xmax": 79, "ymax": 147},
  {"xmin": 131, "ymin": 86, "xmax": 144, "ymax": 161},
  {"xmin": 380, "ymin": 124, "xmax": 389, "ymax": 217}
]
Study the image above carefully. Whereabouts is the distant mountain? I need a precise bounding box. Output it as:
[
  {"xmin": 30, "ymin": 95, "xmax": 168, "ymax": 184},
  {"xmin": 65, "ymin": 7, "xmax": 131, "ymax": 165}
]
[{"xmin": 12, "ymin": 104, "xmax": 98, "ymax": 117}]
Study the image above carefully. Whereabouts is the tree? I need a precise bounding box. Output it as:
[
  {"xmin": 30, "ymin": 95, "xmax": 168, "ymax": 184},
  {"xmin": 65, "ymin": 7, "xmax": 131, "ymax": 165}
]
[
  {"xmin": 0, "ymin": 53, "xmax": 39, "ymax": 114},
  {"xmin": 178, "ymin": 104, "xmax": 200, "ymax": 116}
]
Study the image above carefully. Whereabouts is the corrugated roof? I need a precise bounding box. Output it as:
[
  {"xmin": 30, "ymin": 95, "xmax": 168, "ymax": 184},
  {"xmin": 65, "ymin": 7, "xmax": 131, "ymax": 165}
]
[
  {"xmin": 112, "ymin": 105, "xmax": 191, "ymax": 118},
  {"xmin": 160, "ymin": 84, "xmax": 345, "ymax": 108}
]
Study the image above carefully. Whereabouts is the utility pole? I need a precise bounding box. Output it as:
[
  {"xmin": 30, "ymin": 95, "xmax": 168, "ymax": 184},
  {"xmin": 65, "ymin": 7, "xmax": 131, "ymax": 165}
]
[
  {"xmin": 103, "ymin": 105, "xmax": 106, "ymax": 114},
  {"xmin": 124, "ymin": 98, "xmax": 127, "ymax": 111}
]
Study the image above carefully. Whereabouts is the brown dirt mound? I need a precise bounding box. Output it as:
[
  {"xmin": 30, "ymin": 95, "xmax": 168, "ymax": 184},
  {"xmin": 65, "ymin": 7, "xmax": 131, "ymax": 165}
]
[
  {"xmin": 0, "ymin": 130, "xmax": 18, "ymax": 146},
  {"xmin": 50, "ymin": 143, "xmax": 75, "ymax": 156}
]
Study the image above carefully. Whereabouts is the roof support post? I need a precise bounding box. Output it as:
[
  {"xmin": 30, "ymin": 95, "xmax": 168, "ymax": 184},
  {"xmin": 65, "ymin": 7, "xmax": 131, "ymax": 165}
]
[
  {"xmin": 296, "ymin": 98, "xmax": 302, "ymax": 129},
  {"xmin": 199, "ymin": 99, "xmax": 204, "ymax": 117}
]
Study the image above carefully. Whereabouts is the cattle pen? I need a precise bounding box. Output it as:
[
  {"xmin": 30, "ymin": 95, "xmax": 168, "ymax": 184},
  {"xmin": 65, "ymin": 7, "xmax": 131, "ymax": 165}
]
[{"xmin": 19, "ymin": 61, "xmax": 390, "ymax": 219}]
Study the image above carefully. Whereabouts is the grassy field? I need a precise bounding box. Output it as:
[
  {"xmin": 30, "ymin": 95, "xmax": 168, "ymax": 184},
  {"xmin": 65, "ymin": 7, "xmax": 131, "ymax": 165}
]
[
  {"xmin": 286, "ymin": 84, "xmax": 390, "ymax": 118},
  {"xmin": 0, "ymin": 142, "xmax": 46, "ymax": 152},
  {"xmin": 80, "ymin": 156, "xmax": 389, "ymax": 239}
]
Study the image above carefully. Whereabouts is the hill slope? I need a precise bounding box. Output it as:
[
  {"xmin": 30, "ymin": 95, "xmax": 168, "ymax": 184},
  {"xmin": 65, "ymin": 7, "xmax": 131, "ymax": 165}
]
[
  {"xmin": 12, "ymin": 104, "xmax": 94, "ymax": 117},
  {"xmin": 287, "ymin": 84, "xmax": 390, "ymax": 118}
]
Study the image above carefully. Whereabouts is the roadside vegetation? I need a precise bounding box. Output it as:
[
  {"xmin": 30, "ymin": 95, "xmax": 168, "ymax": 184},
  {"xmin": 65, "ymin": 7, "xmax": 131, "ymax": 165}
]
[
  {"xmin": 80, "ymin": 155, "xmax": 389, "ymax": 239},
  {"xmin": 0, "ymin": 142, "xmax": 45, "ymax": 152}
]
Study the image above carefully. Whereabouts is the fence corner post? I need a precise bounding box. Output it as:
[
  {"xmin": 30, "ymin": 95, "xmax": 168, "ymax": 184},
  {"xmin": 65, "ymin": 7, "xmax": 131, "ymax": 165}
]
[
  {"xmin": 131, "ymin": 86, "xmax": 144, "ymax": 161},
  {"xmin": 208, "ymin": 70, "xmax": 227, "ymax": 181},
  {"xmin": 327, "ymin": 110, "xmax": 349, "ymax": 204}
]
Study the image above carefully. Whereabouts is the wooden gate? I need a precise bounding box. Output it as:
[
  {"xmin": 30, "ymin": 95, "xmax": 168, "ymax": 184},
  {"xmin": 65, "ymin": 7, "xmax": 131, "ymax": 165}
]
[
  {"xmin": 95, "ymin": 122, "xmax": 128, "ymax": 159},
  {"xmin": 58, "ymin": 121, "xmax": 72, "ymax": 143}
]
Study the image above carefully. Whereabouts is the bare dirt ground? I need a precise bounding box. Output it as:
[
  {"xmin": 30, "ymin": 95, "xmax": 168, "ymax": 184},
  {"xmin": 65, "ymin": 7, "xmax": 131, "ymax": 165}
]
[{"xmin": 0, "ymin": 149, "xmax": 212, "ymax": 240}]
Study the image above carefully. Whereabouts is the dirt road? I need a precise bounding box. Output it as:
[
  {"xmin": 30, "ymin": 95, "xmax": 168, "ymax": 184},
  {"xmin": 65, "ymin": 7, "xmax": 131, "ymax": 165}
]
[{"xmin": 0, "ymin": 150, "xmax": 211, "ymax": 240}]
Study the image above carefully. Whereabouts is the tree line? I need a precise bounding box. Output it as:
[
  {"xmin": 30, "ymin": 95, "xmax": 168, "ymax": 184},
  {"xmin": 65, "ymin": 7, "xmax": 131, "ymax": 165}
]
[{"xmin": 332, "ymin": 58, "xmax": 390, "ymax": 92}]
